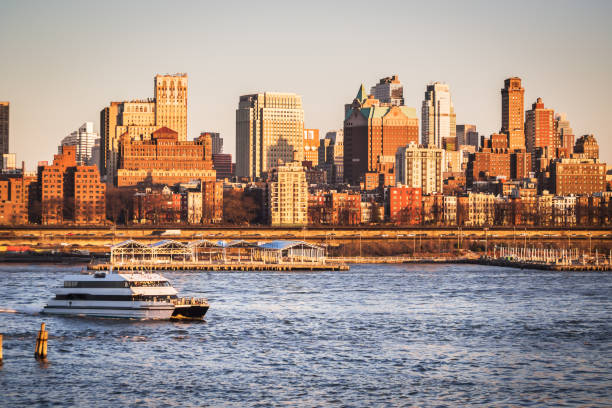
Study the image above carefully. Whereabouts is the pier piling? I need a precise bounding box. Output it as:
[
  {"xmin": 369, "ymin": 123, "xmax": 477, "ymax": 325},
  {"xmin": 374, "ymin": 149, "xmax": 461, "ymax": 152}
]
[
  {"xmin": 34, "ymin": 323, "xmax": 48, "ymax": 360},
  {"xmin": 0, "ymin": 333, "xmax": 3, "ymax": 364}
]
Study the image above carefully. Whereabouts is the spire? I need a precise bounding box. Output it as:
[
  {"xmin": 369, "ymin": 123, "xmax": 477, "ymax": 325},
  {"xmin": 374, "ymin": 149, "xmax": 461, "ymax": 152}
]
[{"xmin": 355, "ymin": 84, "xmax": 367, "ymax": 103}]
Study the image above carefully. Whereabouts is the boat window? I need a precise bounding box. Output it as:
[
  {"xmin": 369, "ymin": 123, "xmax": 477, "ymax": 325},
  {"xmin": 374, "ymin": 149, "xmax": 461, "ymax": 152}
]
[{"xmin": 128, "ymin": 281, "xmax": 171, "ymax": 287}]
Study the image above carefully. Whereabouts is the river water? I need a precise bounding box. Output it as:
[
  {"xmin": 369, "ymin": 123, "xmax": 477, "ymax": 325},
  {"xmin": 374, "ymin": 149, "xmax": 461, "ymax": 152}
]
[{"xmin": 0, "ymin": 263, "xmax": 610, "ymax": 407}]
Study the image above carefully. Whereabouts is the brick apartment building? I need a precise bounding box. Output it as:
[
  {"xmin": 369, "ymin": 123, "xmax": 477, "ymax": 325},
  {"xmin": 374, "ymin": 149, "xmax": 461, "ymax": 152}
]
[
  {"xmin": 117, "ymin": 127, "xmax": 215, "ymax": 187},
  {"xmin": 386, "ymin": 186, "xmax": 422, "ymax": 224},
  {"xmin": 39, "ymin": 145, "xmax": 106, "ymax": 225}
]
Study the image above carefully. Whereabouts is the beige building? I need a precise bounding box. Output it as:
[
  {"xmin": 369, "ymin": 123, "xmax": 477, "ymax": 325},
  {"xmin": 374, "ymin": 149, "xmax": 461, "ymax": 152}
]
[
  {"xmin": 422, "ymin": 82, "xmax": 456, "ymax": 148},
  {"xmin": 464, "ymin": 192, "xmax": 495, "ymax": 226},
  {"xmin": 236, "ymin": 93, "xmax": 304, "ymax": 179},
  {"xmin": 395, "ymin": 142, "xmax": 444, "ymax": 194},
  {"xmin": 100, "ymin": 74, "xmax": 188, "ymax": 182},
  {"xmin": 268, "ymin": 160, "xmax": 308, "ymax": 226}
]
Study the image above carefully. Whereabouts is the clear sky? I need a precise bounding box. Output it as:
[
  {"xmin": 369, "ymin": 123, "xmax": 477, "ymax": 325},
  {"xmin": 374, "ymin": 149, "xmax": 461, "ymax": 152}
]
[{"xmin": 1, "ymin": 0, "xmax": 611, "ymax": 170}]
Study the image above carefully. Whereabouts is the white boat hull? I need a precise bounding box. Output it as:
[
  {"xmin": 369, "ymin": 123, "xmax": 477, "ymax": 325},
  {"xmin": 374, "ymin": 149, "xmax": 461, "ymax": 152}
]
[{"xmin": 42, "ymin": 300, "xmax": 175, "ymax": 319}]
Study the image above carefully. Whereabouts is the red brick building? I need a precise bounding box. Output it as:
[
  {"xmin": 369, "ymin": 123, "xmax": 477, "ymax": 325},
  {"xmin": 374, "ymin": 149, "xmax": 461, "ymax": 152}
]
[
  {"xmin": 308, "ymin": 192, "xmax": 361, "ymax": 225},
  {"xmin": 40, "ymin": 146, "xmax": 106, "ymax": 225},
  {"xmin": 117, "ymin": 127, "xmax": 215, "ymax": 187},
  {"xmin": 0, "ymin": 172, "xmax": 36, "ymax": 224},
  {"xmin": 344, "ymin": 85, "xmax": 419, "ymax": 185},
  {"xmin": 526, "ymin": 98, "xmax": 555, "ymax": 155},
  {"xmin": 386, "ymin": 186, "xmax": 422, "ymax": 224},
  {"xmin": 202, "ymin": 180, "xmax": 223, "ymax": 223}
]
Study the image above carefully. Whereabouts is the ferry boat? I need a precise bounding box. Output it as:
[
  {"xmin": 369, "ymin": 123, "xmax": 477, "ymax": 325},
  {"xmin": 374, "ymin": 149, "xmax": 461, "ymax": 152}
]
[{"xmin": 42, "ymin": 270, "xmax": 208, "ymax": 320}]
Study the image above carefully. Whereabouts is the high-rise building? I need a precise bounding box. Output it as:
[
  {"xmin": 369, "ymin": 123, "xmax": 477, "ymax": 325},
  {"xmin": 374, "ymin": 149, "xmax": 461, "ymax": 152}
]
[
  {"xmin": 344, "ymin": 85, "xmax": 419, "ymax": 185},
  {"xmin": 0, "ymin": 171, "xmax": 36, "ymax": 224},
  {"xmin": 60, "ymin": 122, "xmax": 98, "ymax": 165},
  {"xmin": 303, "ymin": 128, "xmax": 320, "ymax": 166},
  {"xmin": 554, "ymin": 114, "xmax": 574, "ymax": 157},
  {"xmin": 268, "ymin": 160, "xmax": 308, "ymax": 226},
  {"xmin": 236, "ymin": 92, "xmax": 304, "ymax": 179},
  {"xmin": 395, "ymin": 142, "xmax": 444, "ymax": 195},
  {"xmin": 100, "ymin": 74, "xmax": 188, "ymax": 181},
  {"xmin": 154, "ymin": 74, "xmax": 188, "ymax": 141},
  {"xmin": 1, "ymin": 153, "xmax": 16, "ymax": 172},
  {"xmin": 201, "ymin": 132, "xmax": 222, "ymax": 155},
  {"xmin": 501, "ymin": 77, "xmax": 525, "ymax": 150},
  {"xmin": 525, "ymin": 97, "xmax": 555, "ymax": 154},
  {"xmin": 370, "ymin": 75, "xmax": 404, "ymax": 106},
  {"xmin": 456, "ymin": 124, "xmax": 476, "ymax": 147},
  {"xmin": 0, "ymin": 102, "xmax": 8, "ymax": 157},
  {"xmin": 421, "ymin": 82, "xmax": 456, "ymax": 148}
]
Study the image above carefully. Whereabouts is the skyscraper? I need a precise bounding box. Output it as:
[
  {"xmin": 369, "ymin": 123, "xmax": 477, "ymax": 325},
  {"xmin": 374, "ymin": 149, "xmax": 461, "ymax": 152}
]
[
  {"xmin": 456, "ymin": 124, "xmax": 476, "ymax": 147},
  {"xmin": 370, "ymin": 75, "xmax": 404, "ymax": 106},
  {"xmin": 303, "ymin": 128, "xmax": 319, "ymax": 166},
  {"xmin": 100, "ymin": 73, "xmax": 188, "ymax": 181},
  {"xmin": 525, "ymin": 97, "xmax": 555, "ymax": 154},
  {"xmin": 344, "ymin": 85, "xmax": 419, "ymax": 185},
  {"xmin": 554, "ymin": 114, "xmax": 574, "ymax": 157},
  {"xmin": 236, "ymin": 92, "xmax": 304, "ymax": 179},
  {"xmin": 60, "ymin": 122, "xmax": 98, "ymax": 165},
  {"xmin": 501, "ymin": 77, "xmax": 525, "ymax": 150},
  {"xmin": 0, "ymin": 102, "xmax": 8, "ymax": 157},
  {"xmin": 202, "ymin": 132, "xmax": 222, "ymax": 155},
  {"xmin": 421, "ymin": 82, "xmax": 456, "ymax": 148}
]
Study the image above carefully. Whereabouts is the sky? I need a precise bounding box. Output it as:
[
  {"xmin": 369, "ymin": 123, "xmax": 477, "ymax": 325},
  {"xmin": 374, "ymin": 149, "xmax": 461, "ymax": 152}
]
[{"xmin": 1, "ymin": 0, "xmax": 611, "ymax": 170}]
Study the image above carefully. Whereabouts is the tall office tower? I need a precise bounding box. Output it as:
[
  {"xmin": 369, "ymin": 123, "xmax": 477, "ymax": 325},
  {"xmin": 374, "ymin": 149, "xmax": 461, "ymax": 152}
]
[
  {"xmin": 501, "ymin": 77, "xmax": 525, "ymax": 150},
  {"xmin": 100, "ymin": 74, "xmax": 188, "ymax": 182},
  {"xmin": 0, "ymin": 102, "xmax": 8, "ymax": 157},
  {"xmin": 421, "ymin": 82, "xmax": 456, "ymax": 148},
  {"xmin": 554, "ymin": 114, "xmax": 574, "ymax": 157},
  {"xmin": 370, "ymin": 75, "xmax": 404, "ymax": 106},
  {"xmin": 303, "ymin": 128, "xmax": 320, "ymax": 166},
  {"xmin": 236, "ymin": 92, "xmax": 304, "ymax": 179},
  {"xmin": 525, "ymin": 97, "xmax": 555, "ymax": 154},
  {"xmin": 201, "ymin": 132, "xmax": 222, "ymax": 154},
  {"xmin": 344, "ymin": 85, "xmax": 419, "ymax": 185},
  {"xmin": 60, "ymin": 122, "xmax": 98, "ymax": 165},
  {"xmin": 456, "ymin": 124, "xmax": 476, "ymax": 146},
  {"xmin": 268, "ymin": 160, "xmax": 308, "ymax": 226},
  {"xmin": 154, "ymin": 74, "xmax": 188, "ymax": 141},
  {"xmin": 395, "ymin": 142, "xmax": 444, "ymax": 195}
]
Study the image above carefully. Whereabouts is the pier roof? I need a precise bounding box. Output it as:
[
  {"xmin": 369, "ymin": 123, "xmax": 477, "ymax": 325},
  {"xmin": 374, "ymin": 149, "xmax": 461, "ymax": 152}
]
[{"xmin": 258, "ymin": 240, "xmax": 322, "ymax": 250}]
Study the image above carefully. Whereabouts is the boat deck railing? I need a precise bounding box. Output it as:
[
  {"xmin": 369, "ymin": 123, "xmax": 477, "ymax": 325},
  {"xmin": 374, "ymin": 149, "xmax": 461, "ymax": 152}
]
[{"xmin": 171, "ymin": 297, "xmax": 209, "ymax": 306}]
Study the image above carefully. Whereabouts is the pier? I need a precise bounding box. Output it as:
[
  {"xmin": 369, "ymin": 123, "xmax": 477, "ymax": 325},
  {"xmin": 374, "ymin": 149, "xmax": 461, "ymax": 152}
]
[
  {"xmin": 89, "ymin": 239, "xmax": 349, "ymax": 272},
  {"xmin": 482, "ymin": 245, "xmax": 612, "ymax": 271}
]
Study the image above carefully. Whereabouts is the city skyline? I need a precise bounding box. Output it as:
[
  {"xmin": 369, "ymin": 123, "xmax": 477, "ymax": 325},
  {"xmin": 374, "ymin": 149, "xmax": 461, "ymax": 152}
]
[{"xmin": 1, "ymin": 0, "xmax": 611, "ymax": 169}]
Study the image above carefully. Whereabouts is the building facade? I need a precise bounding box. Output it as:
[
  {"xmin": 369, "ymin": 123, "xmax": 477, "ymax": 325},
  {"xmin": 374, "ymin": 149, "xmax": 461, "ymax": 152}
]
[
  {"xmin": 370, "ymin": 75, "xmax": 404, "ymax": 106},
  {"xmin": 100, "ymin": 73, "xmax": 188, "ymax": 181},
  {"xmin": 395, "ymin": 143, "xmax": 444, "ymax": 195},
  {"xmin": 303, "ymin": 128, "xmax": 319, "ymax": 166},
  {"xmin": 501, "ymin": 77, "xmax": 525, "ymax": 150},
  {"xmin": 456, "ymin": 124, "xmax": 476, "ymax": 147},
  {"xmin": 525, "ymin": 97, "xmax": 555, "ymax": 154},
  {"xmin": 117, "ymin": 127, "xmax": 215, "ymax": 187},
  {"xmin": 551, "ymin": 158, "xmax": 606, "ymax": 196},
  {"xmin": 386, "ymin": 186, "xmax": 422, "ymax": 224},
  {"xmin": 268, "ymin": 160, "xmax": 308, "ymax": 226},
  {"xmin": 574, "ymin": 134, "xmax": 599, "ymax": 159},
  {"xmin": 236, "ymin": 92, "xmax": 304, "ymax": 179},
  {"xmin": 212, "ymin": 153, "xmax": 233, "ymax": 180},
  {"xmin": 421, "ymin": 82, "xmax": 456, "ymax": 148},
  {"xmin": 60, "ymin": 122, "xmax": 98, "ymax": 165},
  {"xmin": 344, "ymin": 85, "xmax": 419, "ymax": 185},
  {"xmin": 0, "ymin": 102, "xmax": 8, "ymax": 159},
  {"xmin": 40, "ymin": 146, "xmax": 106, "ymax": 225}
]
